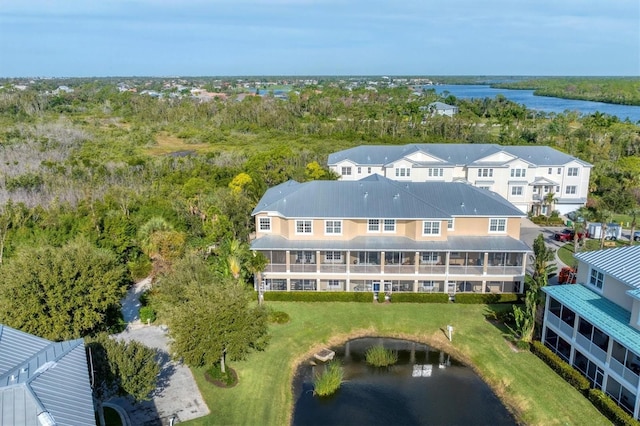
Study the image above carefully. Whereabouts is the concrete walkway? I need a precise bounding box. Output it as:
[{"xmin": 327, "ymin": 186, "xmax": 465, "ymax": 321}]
[{"xmin": 109, "ymin": 278, "xmax": 210, "ymax": 425}]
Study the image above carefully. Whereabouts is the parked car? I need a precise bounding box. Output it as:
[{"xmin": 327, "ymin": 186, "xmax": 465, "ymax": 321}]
[
  {"xmin": 586, "ymin": 223, "xmax": 622, "ymax": 240},
  {"xmin": 554, "ymin": 229, "xmax": 584, "ymax": 242},
  {"xmin": 566, "ymin": 211, "xmax": 585, "ymax": 223},
  {"xmin": 634, "ymin": 231, "xmax": 640, "ymax": 242}
]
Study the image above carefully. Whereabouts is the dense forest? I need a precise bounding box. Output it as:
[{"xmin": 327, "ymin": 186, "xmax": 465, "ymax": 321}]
[
  {"xmin": 0, "ymin": 77, "xmax": 638, "ymax": 337},
  {"xmin": 494, "ymin": 77, "xmax": 640, "ymax": 106}
]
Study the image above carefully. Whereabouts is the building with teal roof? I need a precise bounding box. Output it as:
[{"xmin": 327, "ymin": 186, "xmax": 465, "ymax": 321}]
[{"xmin": 541, "ymin": 245, "xmax": 640, "ymax": 419}]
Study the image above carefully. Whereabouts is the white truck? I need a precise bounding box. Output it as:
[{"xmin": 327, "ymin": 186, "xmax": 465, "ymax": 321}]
[{"xmin": 586, "ymin": 222, "xmax": 622, "ymax": 240}]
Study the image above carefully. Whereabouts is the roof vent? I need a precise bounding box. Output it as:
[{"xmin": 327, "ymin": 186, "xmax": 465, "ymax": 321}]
[
  {"xmin": 474, "ymin": 208, "xmax": 477, "ymax": 213},
  {"xmin": 21, "ymin": 367, "xmax": 28, "ymax": 373},
  {"xmin": 460, "ymin": 202, "xmax": 465, "ymax": 208},
  {"xmin": 393, "ymin": 193, "xmax": 400, "ymax": 200},
  {"xmin": 9, "ymin": 375, "xmax": 16, "ymax": 382},
  {"xmin": 34, "ymin": 361, "xmax": 56, "ymax": 375},
  {"xmin": 364, "ymin": 192, "xmax": 368, "ymax": 198},
  {"xmin": 37, "ymin": 411, "xmax": 56, "ymax": 426}
]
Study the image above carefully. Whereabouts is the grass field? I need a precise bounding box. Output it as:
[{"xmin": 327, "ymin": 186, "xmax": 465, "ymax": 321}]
[{"xmin": 182, "ymin": 302, "xmax": 607, "ymax": 426}]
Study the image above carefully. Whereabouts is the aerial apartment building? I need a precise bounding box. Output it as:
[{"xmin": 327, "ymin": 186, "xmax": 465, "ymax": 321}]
[
  {"xmin": 541, "ymin": 245, "xmax": 640, "ymax": 419},
  {"xmin": 251, "ymin": 175, "xmax": 530, "ymax": 295},
  {"xmin": 328, "ymin": 143, "xmax": 592, "ymax": 215}
]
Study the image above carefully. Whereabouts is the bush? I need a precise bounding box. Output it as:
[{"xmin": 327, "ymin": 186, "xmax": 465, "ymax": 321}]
[
  {"xmin": 264, "ymin": 291, "xmax": 372, "ymax": 302},
  {"xmin": 588, "ymin": 389, "xmax": 638, "ymax": 426},
  {"xmin": 268, "ymin": 310, "xmax": 290, "ymax": 324},
  {"xmin": 139, "ymin": 306, "xmax": 156, "ymax": 323},
  {"xmin": 128, "ymin": 257, "xmax": 152, "ymax": 281},
  {"xmin": 530, "ymin": 341, "xmax": 590, "ymax": 394},
  {"xmin": 205, "ymin": 363, "xmax": 238, "ymax": 388},
  {"xmin": 365, "ymin": 346, "xmax": 398, "ymax": 367},
  {"xmin": 313, "ymin": 361, "xmax": 343, "ymax": 397},
  {"xmin": 388, "ymin": 293, "xmax": 450, "ymax": 303},
  {"xmin": 454, "ymin": 293, "xmax": 520, "ymax": 304}
]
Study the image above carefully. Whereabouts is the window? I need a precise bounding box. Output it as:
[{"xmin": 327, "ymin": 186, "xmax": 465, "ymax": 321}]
[
  {"xmin": 367, "ymin": 167, "xmax": 371, "ymax": 173},
  {"xmin": 489, "ymin": 218, "xmax": 507, "ymax": 233},
  {"xmin": 383, "ymin": 219, "xmax": 396, "ymax": 232},
  {"xmin": 589, "ymin": 268, "xmax": 604, "ymax": 290},
  {"xmin": 328, "ymin": 280, "xmax": 341, "ymax": 288},
  {"xmin": 566, "ymin": 185, "xmax": 577, "ymax": 195},
  {"xmin": 423, "ymin": 221, "xmax": 441, "ymax": 235},
  {"xmin": 296, "ymin": 251, "xmax": 314, "ymax": 263},
  {"xmin": 325, "ymin": 251, "xmax": 342, "ymax": 262},
  {"xmin": 295, "ymin": 220, "xmax": 312, "ymax": 234},
  {"xmin": 325, "ymin": 220, "xmax": 342, "ymax": 235},
  {"xmin": 477, "ymin": 168, "xmax": 493, "ymax": 177},
  {"xmin": 568, "ymin": 167, "xmax": 579, "ymax": 176},
  {"xmin": 421, "ymin": 252, "xmax": 439, "ymax": 263},
  {"xmin": 368, "ymin": 219, "xmax": 380, "ymax": 232},
  {"xmin": 357, "ymin": 167, "xmax": 361, "ymax": 174},
  {"xmin": 548, "ymin": 168, "xmax": 552, "ymax": 174},
  {"xmin": 395, "ymin": 167, "xmax": 411, "ymax": 177},
  {"xmin": 510, "ymin": 168, "xmax": 526, "ymax": 178},
  {"xmin": 259, "ymin": 217, "xmax": 271, "ymax": 231},
  {"xmin": 447, "ymin": 219, "xmax": 454, "ymax": 230},
  {"xmin": 557, "ymin": 167, "xmax": 562, "ymax": 174},
  {"xmin": 428, "ymin": 168, "xmax": 444, "ymax": 177},
  {"xmin": 341, "ymin": 166, "xmax": 352, "ymax": 176},
  {"xmin": 479, "ymin": 186, "xmax": 491, "ymax": 190},
  {"xmin": 511, "ymin": 186, "xmax": 523, "ymax": 196}
]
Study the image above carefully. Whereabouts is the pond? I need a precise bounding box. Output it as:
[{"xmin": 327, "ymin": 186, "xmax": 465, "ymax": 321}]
[{"xmin": 292, "ymin": 337, "xmax": 516, "ymax": 426}]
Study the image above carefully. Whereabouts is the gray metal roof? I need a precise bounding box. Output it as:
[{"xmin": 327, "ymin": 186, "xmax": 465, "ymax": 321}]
[
  {"xmin": 252, "ymin": 175, "xmax": 524, "ymax": 218},
  {"xmin": 543, "ymin": 285, "xmax": 640, "ymax": 356},
  {"xmin": 0, "ymin": 325, "xmax": 96, "ymax": 426},
  {"xmin": 574, "ymin": 245, "xmax": 640, "ymax": 289},
  {"xmin": 327, "ymin": 143, "xmax": 592, "ymax": 168},
  {"xmin": 251, "ymin": 235, "xmax": 531, "ymax": 252}
]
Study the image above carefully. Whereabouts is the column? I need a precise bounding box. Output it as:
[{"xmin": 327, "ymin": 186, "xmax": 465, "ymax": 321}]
[
  {"xmin": 415, "ymin": 251, "xmax": 420, "ymax": 274},
  {"xmin": 483, "ymin": 252, "xmax": 488, "ymax": 275},
  {"xmin": 380, "ymin": 251, "xmax": 385, "ymax": 273},
  {"xmin": 316, "ymin": 250, "xmax": 321, "ymax": 273},
  {"xmin": 286, "ymin": 250, "xmax": 291, "ymax": 272}
]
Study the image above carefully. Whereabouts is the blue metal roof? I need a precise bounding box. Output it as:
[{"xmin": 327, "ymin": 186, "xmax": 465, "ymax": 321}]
[
  {"xmin": 542, "ymin": 285, "xmax": 640, "ymax": 355},
  {"xmin": 252, "ymin": 175, "xmax": 524, "ymax": 219},
  {"xmin": 574, "ymin": 245, "xmax": 640, "ymax": 289},
  {"xmin": 0, "ymin": 325, "xmax": 96, "ymax": 426},
  {"xmin": 328, "ymin": 143, "xmax": 592, "ymax": 168}
]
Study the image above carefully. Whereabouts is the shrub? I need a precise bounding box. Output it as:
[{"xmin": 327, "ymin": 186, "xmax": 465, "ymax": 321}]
[
  {"xmin": 128, "ymin": 257, "xmax": 152, "ymax": 281},
  {"xmin": 388, "ymin": 293, "xmax": 449, "ymax": 303},
  {"xmin": 205, "ymin": 363, "xmax": 237, "ymax": 387},
  {"xmin": 530, "ymin": 341, "xmax": 590, "ymax": 394},
  {"xmin": 139, "ymin": 306, "xmax": 156, "ymax": 323},
  {"xmin": 313, "ymin": 361, "xmax": 343, "ymax": 397},
  {"xmin": 365, "ymin": 346, "xmax": 398, "ymax": 367},
  {"xmin": 268, "ymin": 310, "xmax": 290, "ymax": 324},
  {"xmin": 588, "ymin": 389, "xmax": 638, "ymax": 426},
  {"xmin": 455, "ymin": 293, "xmax": 520, "ymax": 304},
  {"xmin": 264, "ymin": 291, "xmax": 372, "ymax": 302}
]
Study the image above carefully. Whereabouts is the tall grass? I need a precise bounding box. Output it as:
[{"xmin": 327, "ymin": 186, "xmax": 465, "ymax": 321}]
[
  {"xmin": 313, "ymin": 361, "xmax": 343, "ymax": 397},
  {"xmin": 365, "ymin": 345, "xmax": 398, "ymax": 367}
]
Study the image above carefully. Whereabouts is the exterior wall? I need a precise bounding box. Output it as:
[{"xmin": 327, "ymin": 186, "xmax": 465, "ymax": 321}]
[
  {"xmin": 576, "ymin": 258, "xmax": 634, "ymax": 312},
  {"xmin": 255, "ymin": 215, "xmax": 522, "ymax": 241},
  {"xmin": 632, "ymin": 300, "xmax": 640, "ymax": 332}
]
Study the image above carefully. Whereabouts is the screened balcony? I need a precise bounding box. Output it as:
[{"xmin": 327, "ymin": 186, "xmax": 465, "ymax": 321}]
[
  {"xmin": 319, "ymin": 251, "xmax": 347, "ymax": 273},
  {"xmin": 417, "ymin": 251, "xmax": 446, "ymax": 274},
  {"xmin": 486, "ymin": 252, "xmax": 524, "ymax": 275},
  {"xmin": 260, "ymin": 250, "xmax": 287, "ymax": 273},
  {"xmin": 264, "ymin": 279, "xmax": 287, "ymax": 291},
  {"xmin": 290, "ymin": 251, "xmax": 317, "ymax": 273},
  {"xmin": 610, "ymin": 340, "xmax": 640, "ymax": 388},
  {"xmin": 350, "ymin": 252, "xmax": 381, "ymax": 274},
  {"xmin": 384, "ymin": 252, "xmax": 416, "ymax": 274},
  {"xmin": 291, "ymin": 279, "xmax": 317, "ymax": 291},
  {"xmin": 319, "ymin": 279, "xmax": 346, "ymax": 291},
  {"xmin": 448, "ymin": 252, "xmax": 484, "ymax": 275}
]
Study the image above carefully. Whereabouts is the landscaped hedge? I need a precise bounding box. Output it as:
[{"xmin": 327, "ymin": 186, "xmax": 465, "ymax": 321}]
[
  {"xmin": 263, "ymin": 291, "xmax": 374, "ymax": 302},
  {"xmin": 588, "ymin": 389, "xmax": 639, "ymax": 426},
  {"xmin": 389, "ymin": 293, "xmax": 450, "ymax": 303},
  {"xmin": 454, "ymin": 293, "xmax": 520, "ymax": 304},
  {"xmin": 530, "ymin": 341, "xmax": 590, "ymax": 394}
]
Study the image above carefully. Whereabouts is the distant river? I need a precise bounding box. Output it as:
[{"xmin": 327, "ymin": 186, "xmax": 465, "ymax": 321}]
[{"xmin": 427, "ymin": 84, "xmax": 640, "ymax": 123}]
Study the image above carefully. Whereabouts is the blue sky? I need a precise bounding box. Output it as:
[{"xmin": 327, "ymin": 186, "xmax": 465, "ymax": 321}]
[{"xmin": 0, "ymin": 0, "xmax": 638, "ymax": 77}]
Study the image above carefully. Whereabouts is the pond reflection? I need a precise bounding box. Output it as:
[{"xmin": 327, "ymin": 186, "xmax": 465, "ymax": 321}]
[{"xmin": 292, "ymin": 337, "xmax": 516, "ymax": 426}]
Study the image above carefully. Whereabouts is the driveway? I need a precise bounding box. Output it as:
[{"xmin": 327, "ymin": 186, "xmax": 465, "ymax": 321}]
[
  {"xmin": 519, "ymin": 219, "xmax": 566, "ymax": 284},
  {"xmin": 110, "ymin": 280, "xmax": 210, "ymax": 425}
]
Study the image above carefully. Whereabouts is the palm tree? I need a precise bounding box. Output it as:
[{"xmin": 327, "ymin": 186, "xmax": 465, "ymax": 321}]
[
  {"xmin": 543, "ymin": 191, "xmax": 558, "ymax": 217},
  {"xmin": 629, "ymin": 206, "xmax": 640, "ymax": 246},
  {"xmin": 594, "ymin": 209, "xmax": 613, "ymax": 249}
]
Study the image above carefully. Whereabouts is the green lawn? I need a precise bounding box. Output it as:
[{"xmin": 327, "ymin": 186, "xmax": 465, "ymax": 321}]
[
  {"xmin": 558, "ymin": 239, "xmax": 630, "ymax": 266},
  {"xmin": 183, "ymin": 302, "xmax": 608, "ymax": 426}
]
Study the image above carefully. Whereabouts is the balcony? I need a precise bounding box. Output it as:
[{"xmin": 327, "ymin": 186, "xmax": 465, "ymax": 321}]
[
  {"xmin": 609, "ymin": 357, "xmax": 640, "ymax": 388},
  {"xmin": 575, "ymin": 333, "xmax": 607, "ymax": 364}
]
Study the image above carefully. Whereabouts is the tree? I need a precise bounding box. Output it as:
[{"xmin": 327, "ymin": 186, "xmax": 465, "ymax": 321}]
[
  {"xmin": 513, "ymin": 233, "xmax": 556, "ymax": 342},
  {"xmin": 629, "ymin": 206, "xmax": 640, "ymax": 246},
  {"xmin": 157, "ymin": 256, "xmax": 269, "ymax": 372},
  {"xmin": 0, "ymin": 239, "xmax": 129, "ymax": 341},
  {"xmin": 593, "ymin": 208, "xmax": 613, "ymax": 249},
  {"xmin": 87, "ymin": 333, "xmax": 160, "ymax": 402},
  {"xmin": 543, "ymin": 191, "xmax": 558, "ymax": 217}
]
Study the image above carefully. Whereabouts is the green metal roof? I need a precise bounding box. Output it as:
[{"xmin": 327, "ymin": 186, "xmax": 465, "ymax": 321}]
[{"xmin": 543, "ymin": 284, "xmax": 640, "ymax": 356}]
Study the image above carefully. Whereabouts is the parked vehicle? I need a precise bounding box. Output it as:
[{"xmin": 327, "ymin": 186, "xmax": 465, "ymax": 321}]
[
  {"xmin": 566, "ymin": 211, "xmax": 585, "ymax": 223},
  {"xmin": 558, "ymin": 266, "xmax": 577, "ymax": 284},
  {"xmin": 553, "ymin": 229, "xmax": 585, "ymax": 242},
  {"xmin": 586, "ymin": 223, "xmax": 622, "ymax": 240},
  {"xmin": 634, "ymin": 231, "xmax": 640, "ymax": 242}
]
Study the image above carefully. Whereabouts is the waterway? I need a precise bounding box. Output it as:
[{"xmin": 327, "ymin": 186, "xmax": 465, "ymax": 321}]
[
  {"xmin": 427, "ymin": 84, "xmax": 640, "ymax": 123},
  {"xmin": 292, "ymin": 337, "xmax": 516, "ymax": 426}
]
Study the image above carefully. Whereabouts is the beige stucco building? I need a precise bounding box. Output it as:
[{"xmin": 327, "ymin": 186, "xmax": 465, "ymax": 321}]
[
  {"xmin": 251, "ymin": 175, "xmax": 530, "ymax": 295},
  {"xmin": 542, "ymin": 245, "xmax": 640, "ymax": 419}
]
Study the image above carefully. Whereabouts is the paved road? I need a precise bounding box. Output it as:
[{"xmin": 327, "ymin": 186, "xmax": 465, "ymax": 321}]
[{"xmin": 520, "ymin": 219, "xmax": 566, "ymax": 284}]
